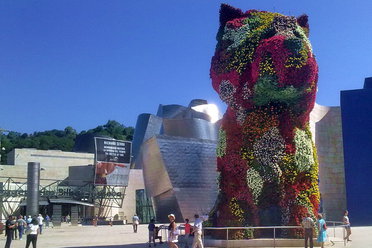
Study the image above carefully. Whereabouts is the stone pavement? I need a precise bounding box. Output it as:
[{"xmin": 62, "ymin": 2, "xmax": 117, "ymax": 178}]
[{"xmin": 0, "ymin": 224, "xmax": 371, "ymax": 248}]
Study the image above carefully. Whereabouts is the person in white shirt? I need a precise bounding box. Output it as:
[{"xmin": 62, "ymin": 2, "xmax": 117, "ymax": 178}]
[
  {"xmin": 301, "ymin": 213, "xmax": 315, "ymax": 248},
  {"xmin": 132, "ymin": 214, "xmax": 139, "ymax": 233},
  {"xmin": 37, "ymin": 214, "xmax": 44, "ymax": 234},
  {"xmin": 25, "ymin": 218, "xmax": 39, "ymax": 248},
  {"xmin": 192, "ymin": 214, "xmax": 204, "ymax": 248},
  {"xmin": 343, "ymin": 210, "xmax": 351, "ymax": 242}
]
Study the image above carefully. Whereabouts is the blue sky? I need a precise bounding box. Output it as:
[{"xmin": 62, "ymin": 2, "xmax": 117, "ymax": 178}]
[{"xmin": 1, "ymin": 0, "xmax": 372, "ymax": 134}]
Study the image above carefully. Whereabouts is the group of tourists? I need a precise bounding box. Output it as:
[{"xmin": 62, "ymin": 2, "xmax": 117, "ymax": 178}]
[
  {"xmin": 302, "ymin": 210, "xmax": 352, "ymax": 248},
  {"xmin": 141, "ymin": 213, "xmax": 204, "ymax": 248},
  {"xmin": 4, "ymin": 213, "xmax": 49, "ymax": 248},
  {"xmin": 135, "ymin": 209, "xmax": 351, "ymax": 248}
]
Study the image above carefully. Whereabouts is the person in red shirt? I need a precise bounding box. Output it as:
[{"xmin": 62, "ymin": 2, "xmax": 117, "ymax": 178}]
[{"xmin": 184, "ymin": 219, "xmax": 191, "ymax": 248}]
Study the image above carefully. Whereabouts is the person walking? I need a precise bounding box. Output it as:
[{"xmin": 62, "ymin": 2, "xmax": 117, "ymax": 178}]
[
  {"xmin": 25, "ymin": 218, "xmax": 39, "ymax": 248},
  {"xmin": 192, "ymin": 214, "xmax": 204, "ymax": 248},
  {"xmin": 302, "ymin": 213, "xmax": 315, "ymax": 248},
  {"xmin": 26, "ymin": 216, "xmax": 32, "ymax": 226},
  {"xmin": 93, "ymin": 214, "xmax": 98, "ymax": 227},
  {"xmin": 184, "ymin": 219, "xmax": 191, "ymax": 248},
  {"xmin": 154, "ymin": 225, "xmax": 164, "ymax": 245},
  {"xmin": 148, "ymin": 218, "xmax": 156, "ymax": 247},
  {"xmin": 4, "ymin": 215, "xmax": 16, "ymax": 248},
  {"xmin": 45, "ymin": 215, "xmax": 50, "ymax": 228},
  {"xmin": 317, "ymin": 214, "xmax": 327, "ymax": 248},
  {"xmin": 167, "ymin": 214, "xmax": 179, "ymax": 248},
  {"xmin": 17, "ymin": 215, "xmax": 27, "ymax": 240},
  {"xmin": 11, "ymin": 216, "xmax": 17, "ymax": 240},
  {"xmin": 36, "ymin": 214, "xmax": 44, "ymax": 235},
  {"xmin": 343, "ymin": 210, "xmax": 351, "ymax": 242},
  {"xmin": 132, "ymin": 214, "xmax": 139, "ymax": 233}
]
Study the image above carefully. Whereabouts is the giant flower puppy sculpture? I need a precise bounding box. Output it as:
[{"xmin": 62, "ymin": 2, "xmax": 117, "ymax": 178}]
[{"xmin": 210, "ymin": 4, "xmax": 319, "ymax": 237}]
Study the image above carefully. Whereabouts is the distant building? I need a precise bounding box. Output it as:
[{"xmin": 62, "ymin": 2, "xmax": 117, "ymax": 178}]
[
  {"xmin": 0, "ymin": 148, "xmax": 144, "ymax": 225},
  {"xmin": 341, "ymin": 77, "xmax": 372, "ymax": 225},
  {"xmin": 7, "ymin": 148, "xmax": 94, "ymax": 179},
  {"xmin": 310, "ymin": 104, "xmax": 346, "ymax": 221}
]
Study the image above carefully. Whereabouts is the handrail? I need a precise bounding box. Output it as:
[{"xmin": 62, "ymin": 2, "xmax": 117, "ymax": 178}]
[
  {"xmin": 203, "ymin": 223, "xmax": 347, "ymax": 247},
  {"xmin": 204, "ymin": 225, "xmax": 301, "ymax": 230},
  {"xmin": 203, "ymin": 226, "xmax": 301, "ymax": 248}
]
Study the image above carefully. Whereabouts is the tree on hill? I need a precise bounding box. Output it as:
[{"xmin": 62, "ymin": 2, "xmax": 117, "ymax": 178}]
[
  {"xmin": 0, "ymin": 121, "xmax": 134, "ymax": 164},
  {"xmin": 79, "ymin": 120, "xmax": 134, "ymax": 141}
]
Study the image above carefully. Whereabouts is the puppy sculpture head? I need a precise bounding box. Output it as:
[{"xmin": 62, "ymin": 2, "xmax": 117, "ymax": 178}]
[{"xmin": 211, "ymin": 4, "xmax": 318, "ymax": 126}]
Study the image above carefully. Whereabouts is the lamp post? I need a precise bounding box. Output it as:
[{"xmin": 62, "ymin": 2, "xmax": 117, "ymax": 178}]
[{"xmin": 27, "ymin": 162, "xmax": 41, "ymax": 217}]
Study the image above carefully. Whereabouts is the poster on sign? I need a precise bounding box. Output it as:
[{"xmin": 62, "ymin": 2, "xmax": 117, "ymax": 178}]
[{"xmin": 94, "ymin": 137, "xmax": 132, "ymax": 186}]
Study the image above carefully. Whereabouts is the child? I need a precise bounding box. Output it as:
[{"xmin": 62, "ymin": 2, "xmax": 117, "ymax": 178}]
[
  {"xmin": 184, "ymin": 219, "xmax": 191, "ymax": 248},
  {"xmin": 154, "ymin": 226, "xmax": 164, "ymax": 244},
  {"xmin": 148, "ymin": 219, "xmax": 156, "ymax": 247}
]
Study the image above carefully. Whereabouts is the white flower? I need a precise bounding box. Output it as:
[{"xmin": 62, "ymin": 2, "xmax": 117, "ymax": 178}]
[
  {"xmin": 293, "ymin": 129, "xmax": 314, "ymax": 172},
  {"xmin": 246, "ymin": 168, "xmax": 263, "ymax": 204},
  {"xmin": 219, "ymin": 80, "xmax": 236, "ymax": 105},
  {"xmin": 253, "ymin": 127, "xmax": 285, "ymax": 181}
]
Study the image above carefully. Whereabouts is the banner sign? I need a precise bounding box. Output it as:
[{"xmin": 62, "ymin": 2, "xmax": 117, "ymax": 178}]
[{"xmin": 94, "ymin": 137, "xmax": 132, "ymax": 186}]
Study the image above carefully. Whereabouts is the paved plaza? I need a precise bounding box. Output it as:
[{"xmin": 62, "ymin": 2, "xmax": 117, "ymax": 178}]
[{"xmin": 1, "ymin": 224, "xmax": 371, "ymax": 248}]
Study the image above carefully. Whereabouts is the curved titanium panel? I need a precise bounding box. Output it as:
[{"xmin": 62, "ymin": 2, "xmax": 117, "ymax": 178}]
[
  {"xmin": 131, "ymin": 114, "xmax": 162, "ymax": 166},
  {"xmin": 141, "ymin": 135, "xmax": 218, "ymax": 221},
  {"xmin": 156, "ymin": 104, "xmax": 187, "ymax": 118},
  {"xmin": 188, "ymin": 99, "xmax": 208, "ymax": 108},
  {"xmin": 141, "ymin": 137, "xmax": 173, "ymax": 198},
  {"xmin": 161, "ymin": 118, "xmax": 219, "ymax": 141}
]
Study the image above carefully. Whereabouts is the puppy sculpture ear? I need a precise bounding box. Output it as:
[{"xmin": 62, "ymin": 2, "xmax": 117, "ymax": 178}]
[
  {"xmin": 219, "ymin": 4, "xmax": 244, "ymax": 27},
  {"xmin": 297, "ymin": 14, "xmax": 309, "ymax": 37}
]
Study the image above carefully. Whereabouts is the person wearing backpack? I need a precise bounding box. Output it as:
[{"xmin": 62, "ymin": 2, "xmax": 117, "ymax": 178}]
[
  {"xmin": 316, "ymin": 214, "xmax": 327, "ymax": 248},
  {"xmin": 17, "ymin": 215, "xmax": 27, "ymax": 240}
]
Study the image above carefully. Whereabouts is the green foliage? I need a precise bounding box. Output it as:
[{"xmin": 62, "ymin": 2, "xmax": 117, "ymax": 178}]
[
  {"xmin": 78, "ymin": 120, "xmax": 134, "ymax": 141},
  {"xmin": 0, "ymin": 120, "xmax": 134, "ymax": 164},
  {"xmin": 253, "ymin": 75, "xmax": 302, "ymax": 106},
  {"xmin": 284, "ymin": 38, "xmax": 303, "ymax": 54},
  {"xmin": 216, "ymin": 128, "xmax": 227, "ymax": 157}
]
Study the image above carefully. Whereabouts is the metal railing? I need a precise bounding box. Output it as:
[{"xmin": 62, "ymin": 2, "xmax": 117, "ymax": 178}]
[
  {"xmin": 326, "ymin": 221, "xmax": 347, "ymax": 246},
  {"xmin": 203, "ymin": 222, "xmax": 347, "ymax": 247},
  {"xmin": 203, "ymin": 226, "xmax": 302, "ymax": 248}
]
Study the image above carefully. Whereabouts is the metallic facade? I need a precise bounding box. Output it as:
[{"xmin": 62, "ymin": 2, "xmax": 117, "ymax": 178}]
[
  {"xmin": 132, "ymin": 100, "xmax": 219, "ymax": 222},
  {"xmin": 141, "ymin": 135, "xmax": 218, "ymax": 222}
]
